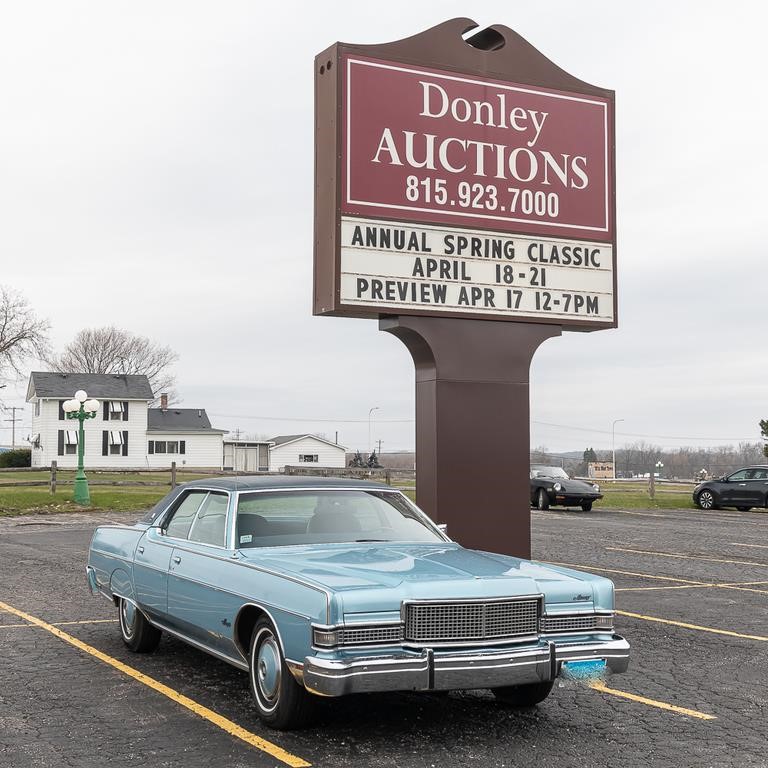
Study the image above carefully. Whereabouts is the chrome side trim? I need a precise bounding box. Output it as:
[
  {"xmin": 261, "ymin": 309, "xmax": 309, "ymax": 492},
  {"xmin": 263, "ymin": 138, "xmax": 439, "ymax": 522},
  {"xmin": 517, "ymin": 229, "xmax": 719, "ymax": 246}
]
[{"xmin": 149, "ymin": 618, "xmax": 249, "ymax": 671}]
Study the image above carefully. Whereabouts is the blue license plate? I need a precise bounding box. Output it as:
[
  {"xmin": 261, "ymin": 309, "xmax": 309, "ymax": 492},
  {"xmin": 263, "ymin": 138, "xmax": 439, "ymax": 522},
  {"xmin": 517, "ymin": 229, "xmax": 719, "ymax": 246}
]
[{"xmin": 561, "ymin": 659, "xmax": 607, "ymax": 680}]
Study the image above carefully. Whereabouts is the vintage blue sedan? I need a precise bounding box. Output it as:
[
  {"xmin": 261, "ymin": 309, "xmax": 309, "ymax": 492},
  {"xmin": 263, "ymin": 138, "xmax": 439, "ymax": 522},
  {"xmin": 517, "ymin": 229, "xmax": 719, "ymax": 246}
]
[{"xmin": 87, "ymin": 477, "xmax": 629, "ymax": 729}]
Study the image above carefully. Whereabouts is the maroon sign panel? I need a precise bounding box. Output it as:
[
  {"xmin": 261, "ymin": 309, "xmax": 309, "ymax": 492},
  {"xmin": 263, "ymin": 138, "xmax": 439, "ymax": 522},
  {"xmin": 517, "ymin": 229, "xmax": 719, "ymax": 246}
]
[{"xmin": 342, "ymin": 55, "xmax": 612, "ymax": 242}]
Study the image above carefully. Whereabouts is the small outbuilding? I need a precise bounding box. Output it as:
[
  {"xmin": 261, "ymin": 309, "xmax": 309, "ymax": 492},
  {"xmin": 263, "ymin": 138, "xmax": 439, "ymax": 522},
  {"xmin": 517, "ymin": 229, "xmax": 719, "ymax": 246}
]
[
  {"xmin": 268, "ymin": 434, "xmax": 347, "ymax": 472},
  {"xmin": 146, "ymin": 405, "xmax": 226, "ymax": 470}
]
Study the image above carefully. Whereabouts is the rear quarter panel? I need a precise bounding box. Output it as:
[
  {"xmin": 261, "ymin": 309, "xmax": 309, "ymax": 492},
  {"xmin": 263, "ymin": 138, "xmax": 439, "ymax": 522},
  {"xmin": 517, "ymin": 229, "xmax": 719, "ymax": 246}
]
[{"xmin": 88, "ymin": 524, "xmax": 145, "ymax": 600}]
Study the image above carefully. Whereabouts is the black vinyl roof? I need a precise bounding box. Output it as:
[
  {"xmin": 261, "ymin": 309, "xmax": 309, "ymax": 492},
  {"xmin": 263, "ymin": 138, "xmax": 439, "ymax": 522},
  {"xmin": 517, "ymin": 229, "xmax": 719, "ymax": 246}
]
[{"xmin": 181, "ymin": 476, "xmax": 393, "ymax": 491}]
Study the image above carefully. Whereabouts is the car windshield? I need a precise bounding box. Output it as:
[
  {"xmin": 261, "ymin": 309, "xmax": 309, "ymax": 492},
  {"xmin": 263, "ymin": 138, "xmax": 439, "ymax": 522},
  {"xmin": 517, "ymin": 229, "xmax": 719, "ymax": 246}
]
[
  {"xmin": 235, "ymin": 489, "xmax": 445, "ymax": 548},
  {"xmin": 533, "ymin": 467, "xmax": 569, "ymax": 480}
]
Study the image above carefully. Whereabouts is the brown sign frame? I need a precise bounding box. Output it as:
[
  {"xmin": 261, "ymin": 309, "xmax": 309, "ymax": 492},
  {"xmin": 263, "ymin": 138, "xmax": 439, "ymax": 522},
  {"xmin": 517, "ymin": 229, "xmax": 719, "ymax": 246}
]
[{"xmin": 314, "ymin": 18, "xmax": 617, "ymax": 332}]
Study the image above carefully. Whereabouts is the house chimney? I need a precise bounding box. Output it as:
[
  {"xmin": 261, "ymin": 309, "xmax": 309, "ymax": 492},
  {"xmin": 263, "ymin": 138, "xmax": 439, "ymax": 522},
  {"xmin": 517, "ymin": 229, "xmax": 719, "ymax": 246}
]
[{"xmin": 160, "ymin": 393, "xmax": 168, "ymax": 411}]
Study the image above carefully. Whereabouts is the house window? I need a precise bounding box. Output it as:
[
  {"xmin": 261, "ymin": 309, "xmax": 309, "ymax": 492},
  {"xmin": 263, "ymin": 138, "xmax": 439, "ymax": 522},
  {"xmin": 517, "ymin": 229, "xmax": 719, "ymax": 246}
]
[
  {"xmin": 299, "ymin": 454, "xmax": 319, "ymax": 463},
  {"xmin": 154, "ymin": 441, "xmax": 167, "ymax": 454},
  {"xmin": 109, "ymin": 431, "xmax": 124, "ymax": 455},
  {"xmin": 167, "ymin": 441, "xmax": 179, "ymax": 454},
  {"xmin": 34, "ymin": 401, "xmax": 40, "ymax": 417},
  {"xmin": 109, "ymin": 401, "xmax": 124, "ymax": 421},
  {"xmin": 65, "ymin": 430, "xmax": 78, "ymax": 455}
]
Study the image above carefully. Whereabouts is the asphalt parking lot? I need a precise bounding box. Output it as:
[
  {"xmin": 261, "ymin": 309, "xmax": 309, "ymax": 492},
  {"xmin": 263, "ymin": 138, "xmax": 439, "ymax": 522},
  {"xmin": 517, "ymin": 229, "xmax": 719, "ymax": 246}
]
[{"xmin": 1, "ymin": 505, "xmax": 767, "ymax": 768}]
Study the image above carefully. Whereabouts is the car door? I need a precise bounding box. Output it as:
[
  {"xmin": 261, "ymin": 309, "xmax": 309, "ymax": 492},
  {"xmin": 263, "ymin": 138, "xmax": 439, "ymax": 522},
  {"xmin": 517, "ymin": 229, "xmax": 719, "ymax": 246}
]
[
  {"xmin": 166, "ymin": 491, "xmax": 243, "ymax": 657},
  {"xmin": 745, "ymin": 468, "xmax": 768, "ymax": 507},
  {"xmin": 133, "ymin": 489, "xmax": 210, "ymax": 620},
  {"xmin": 719, "ymin": 469, "xmax": 748, "ymax": 505}
]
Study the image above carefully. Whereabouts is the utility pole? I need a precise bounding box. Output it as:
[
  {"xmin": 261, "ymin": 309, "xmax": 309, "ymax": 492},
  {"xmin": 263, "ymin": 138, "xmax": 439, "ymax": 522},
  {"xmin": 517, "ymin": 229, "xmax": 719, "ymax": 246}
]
[
  {"xmin": 4, "ymin": 406, "xmax": 22, "ymax": 449},
  {"xmin": 377, "ymin": 439, "xmax": 382, "ymax": 455}
]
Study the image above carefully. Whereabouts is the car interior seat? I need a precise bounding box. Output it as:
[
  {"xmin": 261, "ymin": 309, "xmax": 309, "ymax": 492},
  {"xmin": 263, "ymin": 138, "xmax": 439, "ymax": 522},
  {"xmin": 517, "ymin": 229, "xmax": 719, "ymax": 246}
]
[{"xmin": 306, "ymin": 496, "xmax": 362, "ymax": 534}]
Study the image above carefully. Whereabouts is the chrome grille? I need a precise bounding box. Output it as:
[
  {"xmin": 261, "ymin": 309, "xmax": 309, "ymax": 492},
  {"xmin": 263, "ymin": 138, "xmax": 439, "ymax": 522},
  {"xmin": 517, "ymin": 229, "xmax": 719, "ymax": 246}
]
[
  {"xmin": 539, "ymin": 613, "xmax": 613, "ymax": 633},
  {"xmin": 404, "ymin": 599, "xmax": 539, "ymax": 643},
  {"xmin": 339, "ymin": 625, "xmax": 404, "ymax": 645}
]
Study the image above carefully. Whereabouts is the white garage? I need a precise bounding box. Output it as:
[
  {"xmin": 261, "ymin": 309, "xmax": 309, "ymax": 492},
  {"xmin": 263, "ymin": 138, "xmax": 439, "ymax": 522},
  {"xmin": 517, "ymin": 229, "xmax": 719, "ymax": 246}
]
[{"xmin": 268, "ymin": 434, "xmax": 347, "ymax": 472}]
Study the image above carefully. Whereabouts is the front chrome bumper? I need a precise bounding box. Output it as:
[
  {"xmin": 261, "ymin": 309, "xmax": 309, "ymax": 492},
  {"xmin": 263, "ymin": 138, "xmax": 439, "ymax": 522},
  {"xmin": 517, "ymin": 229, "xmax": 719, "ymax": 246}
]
[{"xmin": 302, "ymin": 634, "xmax": 630, "ymax": 697}]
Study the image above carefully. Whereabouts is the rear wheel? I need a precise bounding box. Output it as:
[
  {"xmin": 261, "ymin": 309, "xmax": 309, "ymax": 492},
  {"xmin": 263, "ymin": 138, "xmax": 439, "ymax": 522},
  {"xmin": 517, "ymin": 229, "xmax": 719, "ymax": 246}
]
[
  {"xmin": 537, "ymin": 489, "xmax": 550, "ymax": 510},
  {"xmin": 696, "ymin": 490, "xmax": 718, "ymax": 510},
  {"xmin": 118, "ymin": 597, "xmax": 161, "ymax": 653},
  {"xmin": 249, "ymin": 617, "xmax": 315, "ymax": 730},
  {"xmin": 581, "ymin": 502, "xmax": 593, "ymax": 512},
  {"xmin": 493, "ymin": 680, "xmax": 554, "ymax": 707}
]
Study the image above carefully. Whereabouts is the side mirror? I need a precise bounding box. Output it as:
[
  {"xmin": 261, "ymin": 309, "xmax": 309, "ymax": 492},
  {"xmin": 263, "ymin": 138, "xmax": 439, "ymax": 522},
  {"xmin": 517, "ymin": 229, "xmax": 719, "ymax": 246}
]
[{"xmin": 437, "ymin": 523, "xmax": 448, "ymax": 534}]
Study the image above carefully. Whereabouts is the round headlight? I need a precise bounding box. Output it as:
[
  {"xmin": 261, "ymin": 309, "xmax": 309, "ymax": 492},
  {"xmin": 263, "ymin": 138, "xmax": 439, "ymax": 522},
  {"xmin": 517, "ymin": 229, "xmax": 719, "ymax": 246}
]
[
  {"xmin": 554, "ymin": 482, "xmax": 562, "ymax": 491},
  {"xmin": 593, "ymin": 484, "xmax": 600, "ymax": 492}
]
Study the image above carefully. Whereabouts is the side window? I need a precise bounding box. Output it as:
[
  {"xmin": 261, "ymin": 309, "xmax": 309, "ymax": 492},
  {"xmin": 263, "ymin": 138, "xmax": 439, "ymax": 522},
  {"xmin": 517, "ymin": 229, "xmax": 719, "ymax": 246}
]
[
  {"xmin": 188, "ymin": 492, "xmax": 229, "ymax": 547},
  {"xmin": 750, "ymin": 469, "xmax": 767, "ymax": 480},
  {"xmin": 164, "ymin": 491, "xmax": 208, "ymax": 539},
  {"xmin": 729, "ymin": 470, "xmax": 748, "ymax": 482}
]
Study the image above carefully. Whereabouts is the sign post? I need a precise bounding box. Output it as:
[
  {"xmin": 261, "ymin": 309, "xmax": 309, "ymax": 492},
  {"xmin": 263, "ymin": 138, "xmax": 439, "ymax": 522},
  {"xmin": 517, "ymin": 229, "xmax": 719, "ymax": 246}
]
[{"xmin": 314, "ymin": 19, "xmax": 616, "ymax": 557}]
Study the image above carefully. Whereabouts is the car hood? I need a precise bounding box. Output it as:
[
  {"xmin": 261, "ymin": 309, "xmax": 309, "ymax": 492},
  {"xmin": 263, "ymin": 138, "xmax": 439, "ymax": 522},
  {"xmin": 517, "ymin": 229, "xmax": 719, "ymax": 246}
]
[
  {"xmin": 242, "ymin": 543, "xmax": 611, "ymax": 618},
  {"xmin": 540, "ymin": 477, "xmax": 599, "ymax": 493}
]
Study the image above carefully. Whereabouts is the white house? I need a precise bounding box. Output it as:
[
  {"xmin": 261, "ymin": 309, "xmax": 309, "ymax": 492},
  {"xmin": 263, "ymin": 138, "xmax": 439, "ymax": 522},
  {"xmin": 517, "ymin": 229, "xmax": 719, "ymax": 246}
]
[
  {"xmin": 268, "ymin": 434, "xmax": 347, "ymax": 472},
  {"xmin": 27, "ymin": 372, "xmax": 154, "ymax": 469},
  {"xmin": 146, "ymin": 401, "xmax": 226, "ymax": 469},
  {"xmin": 26, "ymin": 373, "xmax": 224, "ymax": 470}
]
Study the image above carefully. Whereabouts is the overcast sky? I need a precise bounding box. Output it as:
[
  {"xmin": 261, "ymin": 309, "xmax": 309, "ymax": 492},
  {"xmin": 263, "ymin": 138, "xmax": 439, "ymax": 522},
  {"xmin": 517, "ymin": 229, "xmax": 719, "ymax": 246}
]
[{"xmin": 1, "ymin": 1, "xmax": 765, "ymax": 455}]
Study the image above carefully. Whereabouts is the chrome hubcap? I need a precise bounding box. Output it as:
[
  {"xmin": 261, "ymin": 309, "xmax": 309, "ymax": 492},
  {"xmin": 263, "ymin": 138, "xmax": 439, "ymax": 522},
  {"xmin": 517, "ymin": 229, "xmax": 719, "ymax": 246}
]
[
  {"xmin": 254, "ymin": 631, "xmax": 281, "ymax": 705},
  {"xmin": 700, "ymin": 493, "xmax": 713, "ymax": 509},
  {"xmin": 121, "ymin": 600, "xmax": 136, "ymax": 639}
]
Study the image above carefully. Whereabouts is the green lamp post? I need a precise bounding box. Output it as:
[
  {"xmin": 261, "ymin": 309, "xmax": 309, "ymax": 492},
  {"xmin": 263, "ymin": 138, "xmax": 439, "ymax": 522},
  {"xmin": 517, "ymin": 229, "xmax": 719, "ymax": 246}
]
[{"xmin": 62, "ymin": 390, "xmax": 100, "ymax": 505}]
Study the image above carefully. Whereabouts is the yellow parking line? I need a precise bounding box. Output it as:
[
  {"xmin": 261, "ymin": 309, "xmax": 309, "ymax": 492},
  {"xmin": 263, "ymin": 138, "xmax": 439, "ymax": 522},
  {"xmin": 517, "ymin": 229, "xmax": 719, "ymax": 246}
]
[
  {"xmin": 589, "ymin": 681, "xmax": 716, "ymax": 720},
  {"xmin": 607, "ymin": 547, "xmax": 768, "ymax": 569},
  {"xmin": 616, "ymin": 579, "xmax": 768, "ymax": 594},
  {"xmin": 615, "ymin": 584, "xmax": 714, "ymax": 593},
  {"xmin": 615, "ymin": 609, "xmax": 768, "ymax": 642},
  {"xmin": 0, "ymin": 599, "xmax": 311, "ymax": 768},
  {"xmin": 547, "ymin": 561, "xmax": 708, "ymax": 585},
  {"xmin": 0, "ymin": 618, "xmax": 118, "ymax": 630}
]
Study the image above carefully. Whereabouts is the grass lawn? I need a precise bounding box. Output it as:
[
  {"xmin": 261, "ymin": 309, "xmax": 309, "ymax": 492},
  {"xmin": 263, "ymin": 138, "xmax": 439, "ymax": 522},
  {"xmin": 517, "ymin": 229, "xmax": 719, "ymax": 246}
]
[{"xmin": 0, "ymin": 478, "xmax": 699, "ymax": 517}]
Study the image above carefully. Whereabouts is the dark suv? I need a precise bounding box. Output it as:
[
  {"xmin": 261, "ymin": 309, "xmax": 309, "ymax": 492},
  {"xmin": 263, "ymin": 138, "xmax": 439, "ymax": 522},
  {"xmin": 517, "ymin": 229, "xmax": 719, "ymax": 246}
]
[{"xmin": 693, "ymin": 466, "xmax": 768, "ymax": 511}]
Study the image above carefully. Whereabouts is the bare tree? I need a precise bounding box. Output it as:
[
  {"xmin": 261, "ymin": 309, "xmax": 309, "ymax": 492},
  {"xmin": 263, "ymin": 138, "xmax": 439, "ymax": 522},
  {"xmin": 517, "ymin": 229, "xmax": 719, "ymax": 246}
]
[
  {"xmin": 0, "ymin": 286, "xmax": 50, "ymax": 380},
  {"xmin": 48, "ymin": 326, "xmax": 179, "ymax": 404}
]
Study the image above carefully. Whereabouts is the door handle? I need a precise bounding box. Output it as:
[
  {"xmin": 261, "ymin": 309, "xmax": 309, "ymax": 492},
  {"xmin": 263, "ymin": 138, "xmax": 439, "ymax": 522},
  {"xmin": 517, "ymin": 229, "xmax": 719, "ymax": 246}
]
[
  {"xmin": 173, "ymin": 556, "xmax": 181, "ymax": 564},
  {"xmin": 739, "ymin": 483, "xmax": 746, "ymax": 486},
  {"xmin": 137, "ymin": 546, "xmax": 144, "ymax": 554}
]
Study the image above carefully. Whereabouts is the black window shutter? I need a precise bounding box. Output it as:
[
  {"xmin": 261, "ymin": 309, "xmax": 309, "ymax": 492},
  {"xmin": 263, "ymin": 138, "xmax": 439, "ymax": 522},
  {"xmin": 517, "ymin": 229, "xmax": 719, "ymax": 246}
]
[
  {"xmin": 103, "ymin": 402, "xmax": 109, "ymax": 420},
  {"xmin": 180, "ymin": 441, "xmax": 186, "ymax": 455},
  {"xmin": 123, "ymin": 401, "xmax": 129, "ymax": 421},
  {"xmin": 102, "ymin": 431, "xmax": 108, "ymax": 456},
  {"xmin": 59, "ymin": 401, "xmax": 65, "ymax": 420},
  {"xmin": 148, "ymin": 440, "xmax": 154, "ymax": 455},
  {"xmin": 122, "ymin": 431, "xmax": 128, "ymax": 456},
  {"xmin": 57, "ymin": 430, "xmax": 64, "ymax": 456}
]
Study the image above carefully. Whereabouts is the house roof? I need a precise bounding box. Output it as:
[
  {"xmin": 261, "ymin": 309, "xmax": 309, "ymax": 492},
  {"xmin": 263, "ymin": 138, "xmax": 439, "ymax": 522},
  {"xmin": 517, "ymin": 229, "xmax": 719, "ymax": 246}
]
[
  {"xmin": 269, "ymin": 434, "xmax": 347, "ymax": 450},
  {"xmin": 28, "ymin": 372, "xmax": 154, "ymax": 400},
  {"xmin": 147, "ymin": 408, "xmax": 226, "ymax": 433}
]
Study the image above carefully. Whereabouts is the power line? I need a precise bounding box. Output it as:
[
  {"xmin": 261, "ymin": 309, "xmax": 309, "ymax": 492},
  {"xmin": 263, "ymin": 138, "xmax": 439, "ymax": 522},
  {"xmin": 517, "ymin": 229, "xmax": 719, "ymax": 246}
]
[
  {"xmin": 532, "ymin": 420, "xmax": 759, "ymax": 443},
  {"xmin": 209, "ymin": 411, "xmax": 759, "ymax": 443}
]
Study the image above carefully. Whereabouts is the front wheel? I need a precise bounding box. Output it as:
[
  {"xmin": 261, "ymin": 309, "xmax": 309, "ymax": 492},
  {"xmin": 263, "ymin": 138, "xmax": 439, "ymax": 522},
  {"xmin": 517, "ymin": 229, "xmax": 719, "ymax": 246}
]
[
  {"xmin": 696, "ymin": 490, "xmax": 718, "ymax": 510},
  {"xmin": 249, "ymin": 617, "xmax": 315, "ymax": 730},
  {"xmin": 118, "ymin": 597, "xmax": 161, "ymax": 653},
  {"xmin": 581, "ymin": 502, "xmax": 593, "ymax": 512},
  {"xmin": 492, "ymin": 680, "xmax": 554, "ymax": 707},
  {"xmin": 537, "ymin": 489, "xmax": 550, "ymax": 510}
]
